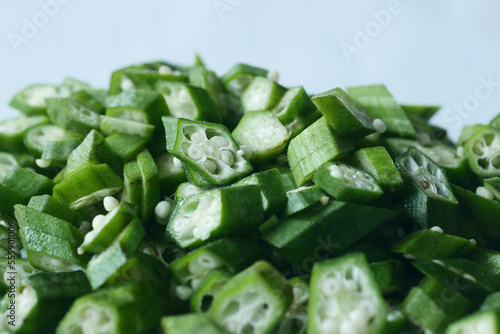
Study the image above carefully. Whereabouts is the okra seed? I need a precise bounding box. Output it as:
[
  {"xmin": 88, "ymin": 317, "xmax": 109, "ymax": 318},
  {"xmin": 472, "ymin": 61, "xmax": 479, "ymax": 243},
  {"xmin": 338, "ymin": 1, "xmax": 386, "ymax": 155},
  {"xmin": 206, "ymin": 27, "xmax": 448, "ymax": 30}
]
[
  {"xmin": 175, "ymin": 285, "xmax": 193, "ymax": 300},
  {"xmin": 178, "ymin": 89, "xmax": 191, "ymax": 103},
  {"xmin": 320, "ymin": 319, "xmax": 337, "ymax": 333},
  {"xmin": 103, "ymin": 196, "xmax": 119, "ymax": 212},
  {"xmin": 432, "ymin": 259, "xmax": 444, "ymax": 266},
  {"xmin": 463, "ymin": 273, "xmax": 476, "ymax": 282},
  {"xmin": 457, "ymin": 146, "xmax": 465, "ymax": 158},
  {"xmin": 198, "ymin": 255, "xmax": 217, "ymax": 269},
  {"xmin": 343, "ymin": 279, "xmax": 358, "ymax": 291},
  {"xmin": 210, "ymin": 136, "xmax": 229, "ymax": 147},
  {"xmin": 191, "ymin": 278, "xmax": 203, "ymax": 290},
  {"xmin": 320, "ymin": 196, "xmax": 329, "ymax": 205},
  {"xmin": 120, "ymin": 77, "xmax": 134, "ymax": 91},
  {"xmin": 321, "ymin": 277, "xmax": 341, "ymax": 297},
  {"xmin": 476, "ymin": 186, "xmax": 494, "ymax": 200},
  {"xmin": 373, "ymin": 118, "xmax": 387, "ymax": 133},
  {"xmin": 173, "ymin": 157, "xmax": 183, "ymax": 167},
  {"xmin": 77, "ymin": 248, "xmax": 84, "ymax": 255},
  {"xmin": 190, "ymin": 131, "xmax": 205, "ymax": 144},
  {"xmin": 430, "ymin": 226, "xmax": 444, "ymax": 233},
  {"xmin": 92, "ymin": 215, "xmax": 107, "ymax": 230},
  {"xmin": 142, "ymin": 246, "xmax": 157, "ymax": 257},
  {"xmin": 155, "ymin": 201, "xmax": 172, "ymax": 220},
  {"xmin": 470, "ymin": 239, "xmax": 476, "ymax": 245},
  {"xmin": 188, "ymin": 144, "xmax": 204, "ymax": 160},
  {"xmin": 158, "ymin": 65, "xmax": 173, "ymax": 75},
  {"xmin": 35, "ymin": 159, "xmax": 52, "ymax": 168},
  {"xmin": 358, "ymin": 300, "xmax": 376, "ymax": 317},
  {"xmin": 203, "ymin": 159, "xmax": 217, "ymax": 174},
  {"xmin": 339, "ymin": 320, "xmax": 357, "ymax": 334},
  {"xmin": 267, "ymin": 70, "xmax": 280, "ymax": 82},
  {"xmin": 237, "ymin": 149, "xmax": 245, "ymax": 156},
  {"xmin": 239, "ymin": 145, "xmax": 254, "ymax": 159},
  {"xmin": 220, "ymin": 150, "xmax": 235, "ymax": 166}
]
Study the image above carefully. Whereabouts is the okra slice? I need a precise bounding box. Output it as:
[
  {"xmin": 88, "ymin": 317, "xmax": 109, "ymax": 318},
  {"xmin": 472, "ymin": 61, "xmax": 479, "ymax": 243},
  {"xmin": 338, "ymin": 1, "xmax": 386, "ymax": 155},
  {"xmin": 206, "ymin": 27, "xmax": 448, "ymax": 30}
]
[
  {"xmin": 166, "ymin": 185, "xmax": 263, "ymax": 248},
  {"xmin": 47, "ymin": 97, "xmax": 101, "ymax": 135},
  {"xmin": 210, "ymin": 260, "xmax": 293, "ymax": 334},
  {"xmin": 344, "ymin": 146, "xmax": 403, "ymax": 193},
  {"xmin": 347, "ymin": 84, "xmax": 416, "ymax": 138},
  {"xmin": 445, "ymin": 309, "xmax": 500, "ymax": 334},
  {"xmin": 263, "ymin": 201, "xmax": 397, "ymax": 266},
  {"xmin": 232, "ymin": 110, "xmax": 290, "ymax": 163},
  {"xmin": 273, "ymin": 86, "xmax": 313, "ymax": 125},
  {"xmin": 28, "ymin": 194, "xmax": 82, "ymax": 228},
  {"xmin": 105, "ymin": 133, "xmax": 148, "ymax": 162},
  {"xmin": 221, "ymin": 63, "xmax": 268, "ymax": 98},
  {"xmin": 80, "ymin": 201, "xmax": 137, "ymax": 254},
  {"xmin": 391, "ymin": 229, "xmax": 476, "ymax": 261},
  {"xmin": 86, "ymin": 217, "xmax": 145, "ymax": 289},
  {"xmin": 23, "ymin": 124, "xmax": 72, "ymax": 158},
  {"xmin": 163, "ymin": 117, "xmax": 253, "ymax": 185},
  {"xmin": 53, "ymin": 163, "xmax": 123, "ymax": 210},
  {"xmin": 56, "ymin": 281, "xmax": 162, "ymax": 334},
  {"xmin": 313, "ymin": 161, "xmax": 383, "ymax": 204},
  {"xmin": 190, "ymin": 270, "xmax": 232, "ymax": 313},
  {"xmin": 0, "ymin": 153, "xmax": 19, "ymax": 182},
  {"xmin": 70, "ymin": 88, "xmax": 106, "ymax": 114},
  {"xmin": 401, "ymin": 104, "xmax": 440, "ymax": 120},
  {"xmin": 308, "ymin": 253, "xmax": 387, "ymax": 334},
  {"xmin": 15, "ymin": 205, "xmax": 89, "ymax": 271},
  {"xmin": 276, "ymin": 277, "xmax": 309, "ymax": 334},
  {"xmin": 241, "ymin": 76, "xmax": 286, "ymax": 112},
  {"xmin": 9, "ymin": 84, "xmax": 63, "ymax": 115},
  {"xmin": 464, "ymin": 125, "xmax": 500, "ymax": 178},
  {"xmin": 41, "ymin": 138, "xmax": 83, "ymax": 162},
  {"xmin": 157, "ymin": 81, "xmax": 222, "ymax": 123},
  {"xmin": 233, "ymin": 168, "xmax": 287, "ymax": 219},
  {"xmin": 0, "ymin": 115, "xmax": 49, "ymax": 153},
  {"xmin": 287, "ymin": 117, "xmax": 354, "ymax": 186},
  {"xmin": 279, "ymin": 183, "xmax": 326, "ymax": 218},
  {"xmin": 162, "ymin": 313, "xmax": 226, "ymax": 334},
  {"xmin": 189, "ymin": 65, "xmax": 228, "ymax": 118},
  {"xmin": 395, "ymin": 147, "xmax": 459, "ymax": 234},
  {"xmin": 312, "ymin": 87, "xmax": 376, "ymax": 139},
  {"xmin": 0, "ymin": 271, "xmax": 90, "ymax": 333},
  {"xmin": 483, "ymin": 177, "xmax": 500, "ymax": 201},
  {"xmin": 100, "ymin": 115, "xmax": 155, "ymax": 139},
  {"xmin": 170, "ymin": 237, "xmax": 266, "ymax": 299},
  {"xmin": 369, "ymin": 260, "xmax": 405, "ymax": 295},
  {"xmin": 2, "ymin": 166, "xmax": 54, "ymax": 202},
  {"xmin": 109, "ymin": 66, "xmax": 188, "ymax": 95},
  {"xmin": 155, "ymin": 153, "xmax": 187, "ymax": 197}
]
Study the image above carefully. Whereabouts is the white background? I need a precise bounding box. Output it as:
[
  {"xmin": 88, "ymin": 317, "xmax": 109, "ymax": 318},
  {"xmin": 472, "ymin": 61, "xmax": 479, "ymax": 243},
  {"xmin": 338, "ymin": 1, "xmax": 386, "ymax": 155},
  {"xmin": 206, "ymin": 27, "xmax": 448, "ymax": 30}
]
[{"xmin": 1, "ymin": 0, "xmax": 500, "ymax": 140}]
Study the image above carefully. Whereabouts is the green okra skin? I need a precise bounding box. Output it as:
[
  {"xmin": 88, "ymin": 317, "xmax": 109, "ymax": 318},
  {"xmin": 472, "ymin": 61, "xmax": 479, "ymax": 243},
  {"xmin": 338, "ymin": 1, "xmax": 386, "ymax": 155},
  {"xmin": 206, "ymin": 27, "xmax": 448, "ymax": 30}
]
[
  {"xmin": 0, "ymin": 271, "xmax": 91, "ymax": 334},
  {"xmin": 0, "ymin": 152, "xmax": 19, "ymax": 182},
  {"xmin": 445, "ymin": 309, "xmax": 500, "ymax": 334},
  {"xmin": 105, "ymin": 133, "xmax": 149, "ymax": 162},
  {"xmin": 457, "ymin": 124, "xmax": 484, "ymax": 147},
  {"xmin": 15, "ymin": 204, "xmax": 90, "ymax": 271},
  {"xmin": 167, "ymin": 185, "xmax": 263, "ymax": 248},
  {"xmin": 189, "ymin": 65, "xmax": 228, "ymax": 118},
  {"xmin": 56, "ymin": 281, "xmax": 162, "ymax": 334},
  {"xmin": 0, "ymin": 115, "xmax": 49, "ymax": 153},
  {"xmin": 383, "ymin": 309, "xmax": 408, "ymax": 334},
  {"xmin": 464, "ymin": 125, "xmax": 500, "ymax": 179},
  {"xmin": 46, "ymin": 97, "xmax": 101, "ymax": 135},
  {"xmin": 162, "ymin": 313, "xmax": 226, "ymax": 334},
  {"xmin": 9, "ymin": 84, "xmax": 62, "ymax": 116},
  {"xmin": 182, "ymin": 163, "xmax": 216, "ymax": 187},
  {"xmin": 263, "ymin": 201, "xmax": 398, "ymax": 267},
  {"xmin": 155, "ymin": 153, "xmax": 187, "ymax": 198},
  {"xmin": 395, "ymin": 147, "xmax": 460, "ymax": 235},
  {"xmin": 343, "ymin": 146, "xmax": 403, "ymax": 193},
  {"xmin": 0, "ymin": 185, "xmax": 27, "ymax": 221},
  {"xmin": 312, "ymin": 87, "xmax": 375, "ymax": 139},
  {"xmin": 287, "ymin": 117, "xmax": 354, "ymax": 186},
  {"xmin": 41, "ymin": 138, "xmax": 83, "ymax": 161},
  {"xmin": 369, "ymin": 260, "xmax": 405, "ymax": 295},
  {"xmin": 312, "ymin": 161, "xmax": 383, "ymax": 204},
  {"xmin": 483, "ymin": 177, "xmax": 500, "ymax": 201},
  {"xmin": 2, "ymin": 166, "xmax": 54, "ymax": 202},
  {"xmin": 53, "ymin": 163, "xmax": 123, "ymax": 210},
  {"xmin": 221, "ymin": 63, "xmax": 269, "ymax": 98},
  {"xmin": 241, "ymin": 76, "xmax": 286, "ymax": 112},
  {"xmin": 100, "ymin": 115, "xmax": 155, "ymax": 139},
  {"xmin": 308, "ymin": 253, "xmax": 387, "ymax": 334},
  {"xmin": 23, "ymin": 124, "xmax": 72, "ymax": 158},
  {"xmin": 347, "ymin": 84, "xmax": 416, "ymax": 139},
  {"xmin": 70, "ymin": 88, "xmax": 106, "ymax": 114},
  {"xmin": 418, "ymin": 277, "xmax": 476, "ymax": 316},
  {"xmin": 401, "ymin": 104, "xmax": 441, "ymax": 121},
  {"xmin": 276, "ymin": 276, "xmax": 309, "ymax": 334},
  {"xmin": 233, "ymin": 168, "xmax": 287, "ymax": 219},
  {"xmin": 163, "ymin": 117, "xmax": 253, "ymax": 186},
  {"xmin": 468, "ymin": 249, "xmax": 500, "ymax": 276},
  {"xmin": 86, "ymin": 217, "xmax": 145, "ymax": 290},
  {"xmin": 273, "ymin": 86, "xmax": 313, "ymax": 125},
  {"xmin": 28, "ymin": 194, "xmax": 82, "ymax": 228},
  {"xmin": 190, "ymin": 270, "xmax": 232, "ymax": 313},
  {"xmin": 210, "ymin": 260, "xmax": 293, "ymax": 334}
]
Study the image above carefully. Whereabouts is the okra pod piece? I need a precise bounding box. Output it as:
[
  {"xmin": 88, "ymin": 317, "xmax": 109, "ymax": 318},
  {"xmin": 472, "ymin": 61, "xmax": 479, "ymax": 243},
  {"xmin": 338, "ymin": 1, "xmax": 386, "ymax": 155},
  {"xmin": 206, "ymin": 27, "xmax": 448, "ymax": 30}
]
[
  {"xmin": 190, "ymin": 270, "xmax": 232, "ymax": 313},
  {"xmin": 308, "ymin": 253, "xmax": 387, "ymax": 334},
  {"xmin": 163, "ymin": 117, "xmax": 253, "ymax": 185},
  {"xmin": 109, "ymin": 66, "xmax": 188, "ymax": 95},
  {"xmin": 401, "ymin": 104, "xmax": 440, "ymax": 120},
  {"xmin": 221, "ymin": 63, "xmax": 268, "ymax": 98},
  {"xmin": 468, "ymin": 249, "xmax": 500, "ymax": 276},
  {"xmin": 347, "ymin": 84, "xmax": 416, "ymax": 138},
  {"xmin": 47, "ymin": 97, "xmax": 101, "ymax": 135},
  {"xmin": 369, "ymin": 259, "xmax": 405, "ymax": 295},
  {"xmin": 279, "ymin": 183, "xmax": 326, "ymax": 218},
  {"xmin": 28, "ymin": 194, "xmax": 82, "ymax": 228},
  {"xmin": 70, "ymin": 88, "xmax": 106, "ymax": 114},
  {"xmin": 210, "ymin": 260, "xmax": 293, "ymax": 334},
  {"xmin": 0, "ymin": 153, "xmax": 19, "ymax": 182},
  {"xmin": 105, "ymin": 133, "xmax": 149, "ymax": 162},
  {"xmin": 189, "ymin": 65, "xmax": 228, "ymax": 118},
  {"xmin": 276, "ymin": 277, "xmax": 309, "ymax": 334},
  {"xmin": 53, "ymin": 163, "xmax": 123, "ymax": 210},
  {"xmin": 9, "ymin": 84, "xmax": 62, "ymax": 115},
  {"xmin": 232, "ymin": 110, "xmax": 290, "ymax": 163},
  {"xmin": 312, "ymin": 161, "xmax": 383, "ymax": 204},
  {"xmin": 464, "ymin": 125, "xmax": 500, "ymax": 178},
  {"xmin": 15, "ymin": 204, "xmax": 89, "ymax": 271},
  {"xmin": 0, "ymin": 185, "xmax": 27, "ymax": 221},
  {"xmin": 2, "ymin": 166, "xmax": 54, "ymax": 204},
  {"xmin": 100, "ymin": 115, "xmax": 155, "ymax": 139},
  {"xmin": 445, "ymin": 309, "xmax": 500, "ymax": 334},
  {"xmin": 287, "ymin": 117, "xmax": 354, "ymax": 186},
  {"xmin": 483, "ymin": 177, "xmax": 500, "ymax": 201},
  {"xmin": 395, "ymin": 147, "xmax": 459, "ymax": 235},
  {"xmin": 23, "ymin": 124, "xmax": 72, "ymax": 158},
  {"xmin": 273, "ymin": 86, "xmax": 313, "ymax": 125},
  {"xmin": 41, "ymin": 138, "xmax": 83, "ymax": 162},
  {"xmin": 0, "ymin": 115, "xmax": 49, "ymax": 153},
  {"xmin": 155, "ymin": 153, "xmax": 187, "ymax": 197},
  {"xmin": 56, "ymin": 281, "xmax": 162, "ymax": 334},
  {"xmin": 241, "ymin": 76, "xmax": 286, "ymax": 112},
  {"xmin": 162, "ymin": 313, "xmax": 226, "ymax": 334},
  {"xmin": 167, "ymin": 185, "xmax": 263, "ymax": 248}
]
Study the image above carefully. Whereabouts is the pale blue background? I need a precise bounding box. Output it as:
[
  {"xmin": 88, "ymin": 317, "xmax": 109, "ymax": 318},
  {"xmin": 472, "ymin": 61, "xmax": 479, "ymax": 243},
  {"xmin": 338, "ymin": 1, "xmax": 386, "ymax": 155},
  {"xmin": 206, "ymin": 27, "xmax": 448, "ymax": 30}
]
[{"xmin": 1, "ymin": 0, "xmax": 500, "ymax": 140}]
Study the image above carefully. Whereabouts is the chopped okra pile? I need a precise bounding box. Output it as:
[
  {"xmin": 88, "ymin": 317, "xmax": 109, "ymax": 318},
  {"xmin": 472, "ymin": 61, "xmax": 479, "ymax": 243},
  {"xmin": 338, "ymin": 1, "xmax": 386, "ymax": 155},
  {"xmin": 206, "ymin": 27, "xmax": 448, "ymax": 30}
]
[{"xmin": 4, "ymin": 58, "xmax": 500, "ymax": 334}]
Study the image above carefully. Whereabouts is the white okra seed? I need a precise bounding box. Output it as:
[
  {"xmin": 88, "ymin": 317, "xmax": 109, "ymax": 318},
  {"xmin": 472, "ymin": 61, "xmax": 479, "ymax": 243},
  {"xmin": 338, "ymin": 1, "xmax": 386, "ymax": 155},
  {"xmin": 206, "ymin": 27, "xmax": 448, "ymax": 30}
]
[
  {"xmin": 430, "ymin": 226, "xmax": 444, "ymax": 233},
  {"xmin": 320, "ymin": 196, "xmax": 330, "ymax": 206},
  {"xmin": 142, "ymin": 246, "xmax": 157, "ymax": 257},
  {"xmin": 155, "ymin": 201, "xmax": 172, "ymax": 220},
  {"xmin": 158, "ymin": 65, "xmax": 173, "ymax": 75},
  {"xmin": 120, "ymin": 77, "xmax": 134, "ymax": 91},
  {"xmin": 203, "ymin": 159, "xmax": 217, "ymax": 174},
  {"xmin": 220, "ymin": 150, "xmax": 234, "ymax": 166},
  {"xmin": 237, "ymin": 149, "xmax": 245, "ymax": 156},
  {"xmin": 103, "ymin": 196, "xmax": 119, "ymax": 212},
  {"xmin": 92, "ymin": 215, "xmax": 107, "ymax": 230},
  {"xmin": 173, "ymin": 157, "xmax": 183, "ymax": 167},
  {"xmin": 77, "ymin": 248, "xmax": 85, "ymax": 255},
  {"xmin": 476, "ymin": 186, "xmax": 494, "ymax": 200},
  {"xmin": 187, "ymin": 144, "xmax": 204, "ymax": 160},
  {"xmin": 175, "ymin": 285, "xmax": 193, "ymax": 300},
  {"xmin": 267, "ymin": 69, "xmax": 280, "ymax": 82},
  {"xmin": 190, "ymin": 131, "xmax": 205, "ymax": 144},
  {"xmin": 35, "ymin": 159, "xmax": 52, "ymax": 168},
  {"xmin": 373, "ymin": 118, "xmax": 387, "ymax": 134},
  {"xmin": 320, "ymin": 319, "xmax": 337, "ymax": 333},
  {"xmin": 210, "ymin": 136, "xmax": 229, "ymax": 147},
  {"xmin": 321, "ymin": 277, "xmax": 341, "ymax": 297},
  {"xmin": 469, "ymin": 239, "xmax": 477, "ymax": 245}
]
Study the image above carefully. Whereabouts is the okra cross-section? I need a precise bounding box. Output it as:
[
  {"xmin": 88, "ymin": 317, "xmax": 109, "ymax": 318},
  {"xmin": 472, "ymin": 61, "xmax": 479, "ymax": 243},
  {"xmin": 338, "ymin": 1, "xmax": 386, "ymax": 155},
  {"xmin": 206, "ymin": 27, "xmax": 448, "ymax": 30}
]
[
  {"xmin": 308, "ymin": 253, "xmax": 387, "ymax": 334},
  {"xmin": 464, "ymin": 125, "xmax": 500, "ymax": 178},
  {"xmin": 166, "ymin": 185, "xmax": 263, "ymax": 248},
  {"xmin": 163, "ymin": 117, "xmax": 253, "ymax": 185}
]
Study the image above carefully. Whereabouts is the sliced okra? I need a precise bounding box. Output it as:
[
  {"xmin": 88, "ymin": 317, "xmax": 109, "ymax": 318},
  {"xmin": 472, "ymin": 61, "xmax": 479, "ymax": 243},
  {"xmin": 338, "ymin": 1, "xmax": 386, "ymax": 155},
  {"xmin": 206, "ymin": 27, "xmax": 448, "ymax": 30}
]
[
  {"xmin": 457, "ymin": 124, "xmax": 484, "ymax": 146},
  {"xmin": 9, "ymin": 84, "xmax": 64, "ymax": 115},
  {"xmin": 0, "ymin": 185, "xmax": 27, "ymax": 220},
  {"xmin": 276, "ymin": 277, "xmax": 309, "ymax": 334},
  {"xmin": 155, "ymin": 152, "xmax": 187, "ymax": 197},
  {"xmin": 0, "ymin": 115, "xmax": 49, "ymax": 153},
  {"xmin": 312, "ymin": 87, "xmax": 376, "ymax": 139},
  {"xmin": 23, "ymin": 124, "xmax": 72, "ymax": 158},
  {"xmin": 0, "ymin": 152, "xmax": 19, "ymax": 182},
  {"xmin": 313, "ymin": 161, "xmax": 383, "ymax": 204},
  {"xmin": 56, "ymin": 281, "xmax": 162, "ymax": 334},
  {"xmin": 163, "ymin": 117, "xmax": 253, "ymax": 185},
  {"xmin": 170, "ymin": 237, "xmax": 266, "ymax": 299},
  {"xmin": 232, "ymin": 110, "xmax": 290, "ymax": 163},
  {"xmin": 347, "ymin": 84, "xmax": 416, "ymax": 138},
  {"xmin": 273, "ymin": 86, "xmax": 313, "ymax": 125},
  {"xmin": 401, "ymin": 104, "xmax": 440, "ymax": 120},
  {"xmin": 173, "ymin": 181, "xmax": 211, "ymax": 205},
  {"xmin": 28, "ymin": 194, "xmax": 82, "ymax": 228},
  {"xmin": 182, "ymin": 163, "xmax": 216, "ymax": 187},
  {"xmin": 2, "ymin": 166, "xmax": 54, "ymax": 202},
  {"xmin": 483, "ymin": 177, "xmax": 500, "ymax": 201},
  {"xmin": 445, "ymin": 309, "xmax": 500, "ymax": 334},
  {"xmin": 287, "ymin": 117, "xmax": 354, "ymax": 186},
  {"xmin": 41, "ymin": 138, "xmax": 83, "ymax": 162},
  {"xmin": 86, "ymin": 217, "xmax": 145, "ymax": 289},
  {"xmin": 157, "ymin": 81, "xmax": 222, "ymax": 123},
  {"xmin": 105, "ymin": 133, "xmax": 149, "ymax": 162},
  {"xmin": 369, "ymin": 260, "xmax": 405, "ymax": 295},
  {"xmin": 464, "ymin": 125, "xmax": 500, "ymax": 178},
  {"xmin": 189, "ymin": 65, "xmax": 228, "ymax": 118},
  {"xmin": 233, "ymin": 168, "xmax": 287, "ymax": 219},
  {"xmin": 308, "ymin": 253, "xmax": 387, "ymax": 334},
  {"xmin": 395, "ymin": 147, "xmax": 459, "ymax": 235},
  {"xmin": 263, "ymin": 201, "xmax": 397, "ymax": 266},
  {"xmin": 241, "ymin": 76, "xmax": 286, "ymax": 112},
  {"xmin": 15, "ymin": 204, "xmax": 90, "ymax": 271},
  {"xmin": 221, "ymin": 63, "xmax": 268, "ymax": 98},
  {"xmin": 100, "ymin": 115, "xmax": 155, "ymax": 139},
  {"xmin": 468, "ymin": 249, "xmax": 500, "ymax": 276},
  {"xmin": 70, "ymin": 89, "xmax": 106, "ymax": 114},
  {"xmin": 0, "ymin": 271, "xmax": 90, "ymax": 334},
  {"xmin": 162, "ymin": 313, "xmax": 226, "ymax": 334},
  {"xmin": 47, "ymin": 97, "xmax": 101, "ymax": 135},
  {"xmin": 80, "ymin": 201, "xmax": 137, "ymax": 254},
  {"xmin": 109, "ymin": 66, "xmax": 188, "ymax": 95},
  {"xmin": 210, "ymin": 260, "xmax": 293, "ymax": 334},
  {"xmin": 53, "ymin": 163, "xmax": 123, "ymax": 210},
  {"xmin": 166, "ymin": 185, "xmax": 263, "ymax": 248},
  {"xmin": 343, "ymin": 146, "xmax": 403, "ymax": 193},
  {"xmin": 391, "ymin": 229, "xmax": 476, "ymax": 261},
  {"xmin": 190, "ymin": 270, "xmax": 232, "ymax": 313}
]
